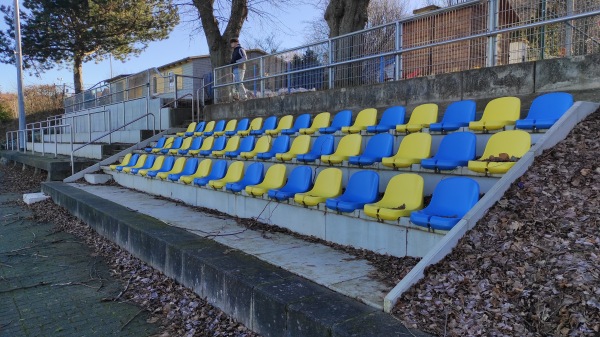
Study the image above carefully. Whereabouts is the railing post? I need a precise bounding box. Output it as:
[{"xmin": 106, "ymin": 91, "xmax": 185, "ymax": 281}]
[
  {"xmin": 565, "ymin": 0, "xmax": 573, "ymax": 57},
  {"xmin": 108, "ymin": 112, "xmax": 112, "ymax": 144},
  {"xmin": 70, "ymin": 124, "xmax": 74, "ymax": 175},
  {"xmin": 395, "ymin": 21, "xmax": 402, "ymax": 81},
  {"xmin": 174, "ymin": 74, "xmax": 179, "ymax": 108},
  {"xmin": 88, "ymin": 112, "xmax": 92, "ymax": 143},
  {"xmin": 487, "ymin": 0, "xmax": 498, "ymax": 67},
  {"xmin": 41, "ymin": 126, "xmax": 45, "ymax": 156},
  {"xmin": 146, "ymin": 79, "xmax": 151, "ymax": 129},
  {"xmin": 259, "ymin": 57, "xmax": 265, "ymax": 98},
  {"xmin": 328, "ymin": 39, "xmax": 334, "ymax": 89},
  {"xmin": 54, "ymin": 125, "xmax": 58, "ymax": 158}
]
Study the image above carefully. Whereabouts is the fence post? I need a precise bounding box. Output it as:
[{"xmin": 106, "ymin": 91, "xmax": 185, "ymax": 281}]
[
  {"xmin": 565, "ymin": 0, "xmax": 573, "ymax": 57},
  {"xmin": 41, "ymin": 126, "xmax": 45, "ymax": 156},
  {"xmin": 486, "ymin": 0, "xmax": 498, "ymax": 67},
  {"xmin": 287, "ymin": 62, "xmax": 291, "ymax": 94},
  {"xmin": 260, "ymin": 57, "xmax": 265, "ymax": 98},
  {"xmin": 395, "ymin": 21, "xmax": 402, "ymax": 81},
  {"xmin": 174, "ymin": 74, "xmax": 179, "ymax": 108},
  {"xmin": 328, "ymin": 39, "xmax": 334, "ymax": 89}
]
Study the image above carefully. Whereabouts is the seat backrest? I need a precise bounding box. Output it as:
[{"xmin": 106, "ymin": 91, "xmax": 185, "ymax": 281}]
[
  {"xmin": 253, "ymin": 136, "xmax": 272, "ymax": 153},
  {"xmin": 292, "ymin": 114, "xmax": 311, "ymax": 129},
  {"xmin": 163, "ymin": 137, "xmax": 175, "ymax": 148},
  {"xmin": 353, "ymin": 108, "xmax": 378, "ymax": 127},
  {"xmin": 120, "ymin": 153, "xmax": 132, "ymax": 165},
  {"xmin": 270, "ymin": 136, "xmax": 290, "ymax": 153},
  {"xmin": 379, "ymin": 106, "xmax": 406, "ymax": 126},
  {"xmin": 180, "ymin": 137, "xmax": 193, "ymax": 149},
  {"xmin": 223, "ymin": 136, "xmax": 241, "ymax": 151},
  {"xmin": 171, "ymin": 137, "xmax": 183, "ymax": 149},
  {"xmin": 238, "ymin": 136, "xmax": 256, "ymax": 152},
  {"xmin": 333, "ymin": 134, "xmax": 362, "ymax": 156},
  {"xmin": 135, "ymin": 154, "xmax": 147, "ymax": 166},
  {"xmin": 208, "ymin": 160, "xmax": 228, "ymax": 178},
  {"xmin": 248, "ymin": 117, "xmax": 263, "ymax": 131},
  {"xmin": 195, "ymin": 159, "xmax": 212, "ymax": 176},
  {"xmin": 309, "ymin": 135, "xmax": 335, "ymax": 155},
  {"xmin": 261, "ymin": 116, "xmax": 278, "ymax": 131},
  {"xmin": 396, "ymin": 132, "xmax": 432, "ymax": 159},
  {"xmin": 331, "ymin": 110, "xmax": 353, "ymax": 128},
  {"xmin": 311, "ymin": 168, "xmax": 342, "ymax": 196},
  {"xmin": 310, "ymin": 112, "xmax": 330, "ymax": 129},
  {"xmin": 406, "ymin": 103, "xmax": 438, "ymax": 125},
  {"xmin": 171, "ymin": 157, "xmax": 187, "ymax": 172},
  {"xmin": 224, "ymin": 119, "xmax": 238, "ymax": 132},
  {"xmin": 262, "ymin": 164, "xmax": 286, "ymax": 186},
  {"xmin": 160, "ymin": 156, "xmax": 176, "ymax": 171},
  {"xmin": 128, "ymin": 153, "xmax": 140, "ymax": 166},
  {"xmin": 222, "ymin": 161, "xmax": 245, "ymax": 181},
  {"xmin": 185, "ymin": 122, "xmax": 196, "ymax": 133},
  {"xmin": 213, "ymin": 120, "xmax": 226, "ymax": 132},
  {"xmin": 427, "ymin": 177, "xmax": 479, "ymax": 217},
  {"xmin": 195, "ymin": 121, "xmax": 206, "ymax": 132},
  {"xmin": 143, "ymin": 155, "xmax": 156, "ymax": 168},
  {"xmin": 190, "ymin": 137, "xmax": 204, "ymax": 149},
  {"xmin": 343, "ymin": 170, "xmax": 379, "ymax": 202},
  {"xmin": 149, "ymin": 156, "xmax": 165, "ymax": 170},
  {"xmin": 364, "ymin": 133, "xmax": 394, "ymax": 158},
  {"xmin": 435, "ymin": 132, "xmax": 477, "ymax": 161},
  {"xmin": 284, "ymin": 166, "xmax": 313, "ymax": 191},
  {"xmin": 181, "ymin": 158, "xmax": 199, "ymax": 174},
  {"xmin": 442, "ymin": 100, "xmax": 476, "ymax": 124},
  {"xmin": 198, "ymin": 136, "xmax": 215, "ymax": 151},
  {"xmin": 154, "ymin": 137, "xmax": 166, "ymax": 148},
  {"xmin": 526, "ymin": 92, "xmax": 573, "ymax": 120},
  {"xmin": 203, "ymin": 121, "xmax": 216, "ymax": 133},
  {"xmin": 210, "ymin": 136, "xmax": 227, "ymax": 151},
  {"xmin": 380, "ymin": 173, "xmax": 424, "ymax": 210},
  {"xmin": 480, "ymin": 130, "xmax": 531, "ymax": 159},
  {"xmin": 276, "ymin": 115, "xmax": 294, "ymax": 130},
  {"xmin": 242, "ymin": 162, "xmax": 265, "ymax": 182},
  {"xmin": 236, "ymin": 118, "xmax": 250, "ymax": 131},
  {"xmin": 481, "ymin": 96, "xmax": 521, "ymax": 122},
  {"xmin": 289, "ymin": 135, "xmax": 311, "ymax": 154}
]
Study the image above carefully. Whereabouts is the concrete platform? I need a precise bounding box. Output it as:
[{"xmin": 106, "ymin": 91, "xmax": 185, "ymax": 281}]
[
  {"xmin": 0, "ymin": 151, "xmax": 96, "ymax": 181},
  {"xmin": 43, "ymin": 130, "xmax": 154, "ymax": 144},
  {"xmin": 41, "ymin": 181, "xmax": 430, "ymax": 337}
]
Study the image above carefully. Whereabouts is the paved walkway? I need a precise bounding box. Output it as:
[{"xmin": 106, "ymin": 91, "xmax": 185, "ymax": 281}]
[{"xmin": 0, "ymin": 193, "xmax": 159, "ymax": 337}]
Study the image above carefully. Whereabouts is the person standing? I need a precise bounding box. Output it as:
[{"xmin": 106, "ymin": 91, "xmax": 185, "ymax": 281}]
[{"xmin": 230, "ymin": 38, "xmax": 248, "ymax": 100}]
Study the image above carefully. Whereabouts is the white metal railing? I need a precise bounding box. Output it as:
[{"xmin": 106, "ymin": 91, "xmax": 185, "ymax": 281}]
[
  {"xmin": 6, "ymin": 123, "xmax": 73, "ymax": 158},
  {"xmin": 213, "ymin": 0, "xmax": 600, "ymax": 103}
]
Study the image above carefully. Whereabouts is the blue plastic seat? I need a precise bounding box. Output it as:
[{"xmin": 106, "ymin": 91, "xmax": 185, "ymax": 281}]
[
  {"xmin": 256, "ymin": 136, "xmax": 291, "ymax": 160},
  {"xmin": 225, "ymin": 118, "xmax": 249, "ymax": 136},
  {"xmin": 199, "ymin": 136, "xmax": 226, "ymax": 156},
  {"xmin": 203, "ymin": 120, "xmax": 226, "ymax": 136},
  {"xmin": 225, "ymin": 162, "xmax": 265, "ymax": 192},
  {"xmin": 146, "ymin": 156, "xmax": 176, "ymax": 178},
  {"xmin": 268, "ymin": 166, "xmax": 313, "ymax": 201},
  {"xmin": 348, "ymin": 133, "xmax": 394, "ymax": 166},
  {"xmin": 281, "ymin": 114, "xmax": 311, "ymax": 135},
  {"xmin": 225, "ymin": 136, "xmax": 255, "ymax": 158},
  {"xmin": 318, "ymin": 110, "xmax": 352, "ymax": 134},
  {"xmin": 421, "ymin": 132, "xmax": 477, "ymax": 171},
  {"xmin": 179, "ymin": 137, "xmax": 203, "ymax": 155},
  {"xmin": 160, "ymin": 137, "xmax": 183, "ymax": 154},
  {"xmin": 250, "ymin": 116, "xmax": 277, "ymax": 135},
  {"xmin": 186, "ymin": 121, "xmax": 206, "ymax": 137},
  {"xmin": 167, "ymin": 158, "xmax": 199, "ymax": 181},
  {"xmin": 296, "ymin": 135, "xmax": 335, "ymax": 163},
  {"xmin": 429, "ymin": 100, "xmax": 477, "ymax": 132},
  {"xmin": 193, "ymin": 160, "xmax": 228, "ymax": 186},
  {"xmin": 516, "ymin": 92, "xmax": 573, "ymax": 130},
  {"xmin": 366, "ymin": 106, "xmax": 406, "ymax": 133},
  {"xmin": 325, "ymin": 171, "xmax": 379, "ymax": 212},
  {"xmin": 410, "ymin": 177, "xmax": 480, "ymax": 231},
  {"xmin": 145, "ymin": 137, "xmax": 166, "ymax": 153},
  {"xmin": 130, "ymin": 155, "xmax": 156, "ymax": 174},
  {"xmin": 116, "ymin": 153, "xmax": 140, "ymax": 171}
]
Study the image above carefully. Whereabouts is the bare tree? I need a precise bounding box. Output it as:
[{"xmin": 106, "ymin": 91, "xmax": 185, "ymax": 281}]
[{"xmin": 245, "ymin": 32, "xmax": 283, "ymax": 53}]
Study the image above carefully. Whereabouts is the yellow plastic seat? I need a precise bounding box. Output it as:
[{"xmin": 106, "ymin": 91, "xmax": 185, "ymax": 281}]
[
  {"xmin": 195, "ymin": 121, "xmax": 215, "ymax": 136},
  {"xmin": 109, "ymin": 153, "xmax": 132, "ymax": 171},
  {"xmin": 156, "ymin": 157, "xmax": 187, "ymax": 180},
  {"xmin": 265, "ymin": 115, "xmax": 294, "ymax": 136},
  {"xmin": 122, "ymin": 154, "xmax": 147, "ymax": 173},
  {"xmin": 299, "ymin": 112, "xmax": 330, "ymax": 135},
  {"xmin": 151, "ymin": 137, "xmax": 174, "ymax": 153},
  {"xmin": 240, "ymin": 136, "xmax": 271, "ymax": 159},
  {"xmin": 180, "ymin": 159, "xmax": 212, "ymax": 184},
  {"xmin": 213, "ymin": 119, "xmax": 237, "ymax": 136},
  {"xmin": 169, "ymin": 137, "xmax": 193, "ymax": 155},
  {"xmin": 381, "ymin": 133, "xmax": 432, "ymax": 168},
  {"xmin": 341, "ymin": 108, "xmax": 377, "ymax": 134},
  {"xmin": 396, "ymin": 104, "xmax": 438, "ymax": 133},
  {"xmin": 208, "ymin": 161, "xmax": 244, "ymax": 189},
  {"xmin": 238, "ymin": 117, "xmax": 263, "ymax": 136},
  {"xmin": 320, "ymin": 134, "xmax": 362, "ymax": 164},
  {"xmin": 275, "ymin": 135, "xmax": 311, "ymax": 161},
  {"xmin": 138, "ymin": 156, "xmax": 165, "ymax": 177},
  {"xmin": 364, "ymin": 174, "xmax": 424, "ymax": 221},
  {"xmin": 188, "ymin": 136, "xmax": 214, "ymax": 156},
  {"xmin": 212, "ymin": 136, "xmax": 240, "ymax": 157},
  {"xmin": 246, "ymin": 164, "xmax": 287, "ymax": 196},
  {"xmin": 177, "ymin": 122, "xmax": 196, "ymax": 136},
  {"xmin": 469, "ymin": 97, "xmax": 521, "ymax": 132},
  {"xmin": 468, "ymin": 130, "xmax": 530, "ymax": 174},
  {"xmin": 294, "ymin": 168, "xmax": 342, "ymax": 206}
]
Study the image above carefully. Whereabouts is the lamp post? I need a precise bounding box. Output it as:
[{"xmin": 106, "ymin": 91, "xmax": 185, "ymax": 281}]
[{"xmin": 13, "ymin": 0, "xmax": 26, "ymax": 151}]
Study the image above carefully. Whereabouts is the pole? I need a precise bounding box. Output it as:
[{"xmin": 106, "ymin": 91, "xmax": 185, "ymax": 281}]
[{"xmin": 13, "ymin": 0, "xmax": 26, "ymax": 151}]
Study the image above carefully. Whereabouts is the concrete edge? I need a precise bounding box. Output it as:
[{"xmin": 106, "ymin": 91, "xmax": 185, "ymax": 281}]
[
  {"xmin": 41, "ymin": 181, "xmax": 427, "ymax": 337},
  {"xmin": 383, "ymin": 101, "xmax": 599, "ymax": 312}
]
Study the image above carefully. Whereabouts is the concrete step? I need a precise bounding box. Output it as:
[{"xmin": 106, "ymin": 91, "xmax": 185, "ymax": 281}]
[
  {"xmin": 41, "ymin": 181, "xmax": 431, "ymax": 337},
  {"xmin": 0, "ymin": 151, "xmax": 97, "ymax": 181},
  {"xmin": 42, "ymin": 130, "xmax": 155, "ymax": 144},
  {"xmin": 27, "ymin": 142, "xmax": 133, "ymax": 160}
]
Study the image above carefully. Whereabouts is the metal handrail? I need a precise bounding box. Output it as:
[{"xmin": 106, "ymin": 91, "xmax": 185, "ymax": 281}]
[
  {"xmin": 9, "ymin": 123, "xmax": 72, "ymax": 158},
  {"xmin": 71, "ymin": 113, "xmax": 156, "ymax": 174}
]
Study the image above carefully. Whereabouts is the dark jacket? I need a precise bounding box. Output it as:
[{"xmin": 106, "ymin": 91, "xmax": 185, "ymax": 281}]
[{"xmin": 230, "ymin": 45, "xmax": 247, "ymax": 70}]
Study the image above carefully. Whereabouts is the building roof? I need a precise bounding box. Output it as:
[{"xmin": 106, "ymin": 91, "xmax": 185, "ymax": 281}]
[{"xmin": 157, "ymin": 49, "xmax": 267, "ymax": 71}]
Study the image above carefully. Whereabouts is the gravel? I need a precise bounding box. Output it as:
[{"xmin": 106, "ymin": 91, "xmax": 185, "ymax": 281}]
[{"xmin": 393, "ymin": 109, "xmax": 600, "ymax": 336}]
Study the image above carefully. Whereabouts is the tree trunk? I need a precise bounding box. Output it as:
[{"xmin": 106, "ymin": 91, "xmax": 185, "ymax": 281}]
[{"xmin": 73, "ymin": 54, "xmax": 84, "ymax": 94}]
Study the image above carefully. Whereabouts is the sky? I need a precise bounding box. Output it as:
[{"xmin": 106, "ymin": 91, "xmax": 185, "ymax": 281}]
[{"xmin": 0, "ymin": 1, "xmax": 424, "ymax": 94}]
